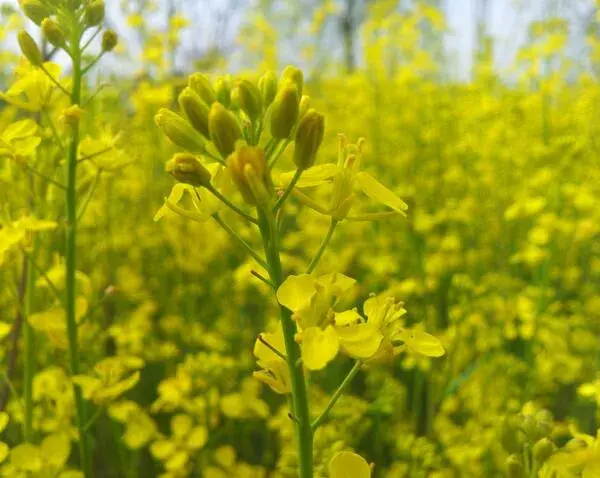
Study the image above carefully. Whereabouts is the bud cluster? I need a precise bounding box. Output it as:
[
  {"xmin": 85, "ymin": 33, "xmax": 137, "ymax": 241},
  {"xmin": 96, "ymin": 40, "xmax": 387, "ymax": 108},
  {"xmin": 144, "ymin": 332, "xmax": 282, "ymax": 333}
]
[{"xmin": 154, "ymin": 66, "xmax": 326, "ymax": 208}]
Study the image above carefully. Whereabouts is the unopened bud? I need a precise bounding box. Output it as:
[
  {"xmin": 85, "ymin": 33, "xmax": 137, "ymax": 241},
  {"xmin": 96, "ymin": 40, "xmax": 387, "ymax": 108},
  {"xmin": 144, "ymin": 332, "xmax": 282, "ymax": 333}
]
[
  {"xmin": 500, "ymin": 417, "xmax": 524, "ymax": 454},
  {"xmin": 505, "ymin": 455, "xmax": 523, "ymax": 478},
  {"xmin": 60, "ymin": 105, "xmax": 85, "ymax": 126},
  {"xmin": 41, "ymin": 18, "xmax": 66, "ymax": 49},
  {"xmin": 178, "ymin": 87, "xmax": 210, "ymax": 138},
  {"xmin": 155, "ymin": 108, "xmax": 206, "ymax": 153},
  {"xmin": 279, "ymin": 65, "xmax": 304, "ymax": 98},
  {"xmin": 101, "ymin": 29, "xmax": 118, "ymax": 52},
  {"xmin": 208, "ymin": 103, "xmax": 242, "ymax": 158},
  {"xmin": 269, "ymin": 85, "xmax": 299, "ymax": 139},
  {"xmin": 259, "ymin": 71, "xmax": 277, "ymax": 108},
  {"xmin": 84, "ymin": 0, "xmax": 105, "ymax": 27},
  {"xmin": 293, "ymin": 109, "xmax": 324, "ymax": 169},
  {"xmin": 227, "ymin": 143, "xmax": 270, "ymax": 205},
  {"xmin": 236, "ymin": 79, "xmax": 262, "ymax": 122},
  {"xmin": 299, "ymin": 95, "xmax": 311, "ymax": 118},
  {"xmin": 165, "ymin": 153, "xmax": 211, "ymax": 187},
  {"xmin": 532, "ymin": 438, "xmax": 554, "ymax": 465},
  {"xmin": 18, "ymin": 30, "xmax": 42, "ymax": 66},
  {"xmin": 19, "ymin": 0, "xmax": 50, "ymax": 25},
  {"xmin": 189, "ymin": 73, "xmax": 216, "ymax": 105},
  {"xmin": 214, "ymin": 77, "xmax": 231, "ymax": 107}
]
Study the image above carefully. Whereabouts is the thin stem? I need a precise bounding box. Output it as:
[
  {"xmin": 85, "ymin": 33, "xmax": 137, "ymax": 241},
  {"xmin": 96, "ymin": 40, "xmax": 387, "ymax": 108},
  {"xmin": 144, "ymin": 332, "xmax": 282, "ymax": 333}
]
[
  {"xmin": 42, "ymin": 109, "xmax": 65, "ymax": 152},
  {"xmin": 81, "ymin": 26, "xmax": 102, "ymax": 52},
  {"xmin": 20, "ymin": 247, "xmax": 63, "ymax": 304},
  {"xmin": 204, "ymin": 150, "xmax": 226, "ymax": 165},
  {"xmin": 83, "ymin": 406, "xmax": 103, "ymax": 433},
  {"xmin": 21, "ymin": 163, "xmax": 67, "ymax": 190},
  {"xmin": 268, "ymin": 139, "xmax": 291, "ymax": 169},
  {"xmin": 78, "ymin": 146, "xmax": 112, "ymax": 163},
  {"xmin": 273, "ymin": 168, "xmax": 303, "ymax": 212},
  {"xmin": 39, "ymin": 64, "xmax": 70, "ymax": 96},
  {"xmin": 81, "ymin": 51, "xmax": 105, "ymax": 75},
  {"xmin": 64, "ymin": 30, "xmax": 92, "ymax": 478},
  {"xmin": 311, "ymin": 361, "xmax": 361, "ymax": 431},
  {"xmin": 77, "ymin": 170, "xmax": 102, "ymax": 221},
  {"xmin": 307, "ymin": 219, "xmax": 338, "ymax": 274},
  {"xmin": 22, "ymin": 240, "xmax": 37, "ymax": 442},
  {"xmin": 206, "ymin": 185, "xmax": 258, "ymax": 224},
  {"xmin": 212, "ymin": 213, "xmax": 268, "ymax": 270},
  {"xmin": 293, "ymin": 189, "xmax": 330, "ymax": 215},
  {"xmin": 251, "ymin": 270, "xmax": 275, "ymax": 289},
  {"xmin": 258, "ymin": 208, "xmax": 313, "ymax": 478},
  {"xmin": 257, "ymin": 334, "xmax": 287, "ymax": 361}
]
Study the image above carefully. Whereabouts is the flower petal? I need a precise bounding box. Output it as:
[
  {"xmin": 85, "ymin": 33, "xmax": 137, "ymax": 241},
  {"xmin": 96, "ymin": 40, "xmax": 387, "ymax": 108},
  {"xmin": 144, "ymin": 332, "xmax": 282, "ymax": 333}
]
[
  {"xmin": 329, "ymin": 451, "xmax": 371, "ymax": 478},
  {"xmin": 354, "ymin": 171, "xmax": 408, "ymax": 215},
  {"xmin": 301, "ymin": 326, "xmax": 339, "ymax": 370},
  {"xmin": 277, "ymin": 274, "xmax": 317, "ymax": 312}
]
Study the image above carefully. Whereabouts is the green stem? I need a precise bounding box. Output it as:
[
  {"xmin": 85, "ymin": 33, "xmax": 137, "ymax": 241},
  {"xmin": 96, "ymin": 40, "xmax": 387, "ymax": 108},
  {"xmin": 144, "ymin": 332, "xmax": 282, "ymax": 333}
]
[
  {"xmin": 311, "ymin": 361, "xmax": 361, "ymax": 431},
  {"xmin": 307, "ymin": 219, "xmax": 338, "ymax": 273},
  {"xmin": 76, "ymin": 170, "xmax": 102, "ymax": 222},
  {"xmin": 258, "ymin": 208, "xmax": 313, "ymax": 478},
  {"xmin": 65, "ymin": 34, "xmax": 92, "ymax": 478},
  {"xmin": 22, "ymin": 240, "xmax": 37, "ymax": 442},
  {"xmin": 273, "ymin": 168, "xmax": 303, "ymax": 212},
  {"xmin": 206, "ymin": 185, "xmax": 258, "ymax": 224},
  {"xmin": 212, "ymin": 213, "xmax": 268, "ymax": 269}
]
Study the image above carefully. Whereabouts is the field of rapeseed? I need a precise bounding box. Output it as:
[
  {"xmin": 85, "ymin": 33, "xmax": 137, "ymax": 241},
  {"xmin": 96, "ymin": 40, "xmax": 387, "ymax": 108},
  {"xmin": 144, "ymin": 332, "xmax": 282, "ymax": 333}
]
[{"xmin": 1, "ymin": 1, "xmax": 599, "ymax": 477}]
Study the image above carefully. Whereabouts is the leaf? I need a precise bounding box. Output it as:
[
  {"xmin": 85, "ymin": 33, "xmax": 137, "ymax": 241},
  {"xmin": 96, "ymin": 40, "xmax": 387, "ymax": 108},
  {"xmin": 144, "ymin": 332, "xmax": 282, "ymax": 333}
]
[{"xmin": 354, "ymin": 171, "xmax": 408, "ymax": 215}]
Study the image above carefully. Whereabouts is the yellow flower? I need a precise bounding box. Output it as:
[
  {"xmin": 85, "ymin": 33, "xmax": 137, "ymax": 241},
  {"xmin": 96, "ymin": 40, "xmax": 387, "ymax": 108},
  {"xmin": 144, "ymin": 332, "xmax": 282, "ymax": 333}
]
[
  {"xmin": 253, "ymin": 324, "xmax": 291, "ymax": 394},
  {"xmin": 329, "ymin": 451, "xmax": 372, "ymax": 478},
  {"xmin": 0, "ymin": 61, "xmax": 64, "ymax": 111},
  {"xmin": 0, "ymin": 118, "xmax": 41, "ymax": 159}
]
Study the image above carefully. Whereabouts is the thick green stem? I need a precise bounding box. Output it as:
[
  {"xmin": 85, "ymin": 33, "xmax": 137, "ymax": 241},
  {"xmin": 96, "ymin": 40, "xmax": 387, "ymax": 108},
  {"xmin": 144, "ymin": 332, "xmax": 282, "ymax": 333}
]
[
  {"xmin": 65, "ymin": 36, "xmax": 92, "ymax": 478},
  {"xmin": 258, "ymin": 209, "xmax": 313, "ymax": 478}
]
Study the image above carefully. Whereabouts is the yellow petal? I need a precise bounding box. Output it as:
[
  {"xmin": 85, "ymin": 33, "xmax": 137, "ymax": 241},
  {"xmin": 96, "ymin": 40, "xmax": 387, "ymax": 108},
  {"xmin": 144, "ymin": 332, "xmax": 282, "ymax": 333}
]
[
  {"xmin": 150, "ymin": 440, "xmax": 175, "ymax": 460},
  {"xmin": 0, "ymin": 412, "xmax": 8, "ymax": 433},
  {"xmin": 301, "ymin": 326, "xmax": 339, "ymax": 370},
  {"xmin": 279, "ymin": 163, "xmax": 340, "ymax": 188},
  {"xmin": 401, "ymin": 330, "xmax": 445, "ymax": 357},
  {"xmin": 329, "ymin": 451, "xmax": 371, "ymax": 478},
  {"xmin": 11, "ymin": 443, "xmax": 42, "ymax": 471},
  {"xmin": 277, "ymin": 274, "xmax": 317, "ymax": 312},
  {"xmin": 336, "ymin": 322, "xmax": 383, "ymax": 359},
  {"xmin": 0, "ymin": 442, "xmax": 8, "ymax": 464},
  {"xmin": 187, "ymin": 427, "xmax": 208, "ymax": 449},
  {"xmin": 41, "ymin": 434, "xmax": 70, "ymax": 468},
  {"xmin": 354, "ymin": 171, "xmax": 408, "ymax": 215},
  {"xmin": 171, "ymin": 414, "xmax": 193, "ymax": 438}
]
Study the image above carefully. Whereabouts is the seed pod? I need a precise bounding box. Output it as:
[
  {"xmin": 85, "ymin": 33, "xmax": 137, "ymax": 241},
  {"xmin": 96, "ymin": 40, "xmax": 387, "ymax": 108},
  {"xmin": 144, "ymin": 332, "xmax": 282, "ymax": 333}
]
[
  {"xmin": 279, "ymin": 65, "xmax": 303, "ymax": 98},
  {"xmin": 208, "ymin": 103, "xmax": 242, "ymax": 158},
  {"xmin": 18, "ymin": 30, "xmax": 42, "ymax": 66},
  {"xmin": 19, "ymin": 0, "xmax": 50, "ymax": 25},
  {"xmin": 178, "ymin": 87, "xmax": 210, "ymax": 138},
  {"xmin": 293, "ymin": 109, "xmax": 324, "ymax": 170},
  {"xmin": 41, "ymin": 18, "xmax": 66, "ymax": 49},
  {"xmin": 259, "ymin": 71, "xmax": 277, "ymax": 108},
  {"xmin": 236, "ymin": 79, "xmax": 263, "ymax": 122},
  {"xmin": 214, "ymin": 77, "xmax": 231, "ymax": 107},
  {"xmin": 269, "ymin": 85, "xmax": 299, "ymax": 139},
  {"xmin": 227, "ymin": 144, "xmax": 270, "ymax": 206},
  {"xmin": 505, "ymin": 455, "xmax": 523, "ymax": 478},
  {"xmin": 189, "ymin": 73, "xmax": 216, "ymax": 105},
  {"xmin": 84, "ymin": 0, "xmax": 105, "ymax": 27},
  {"xmin": 155, "ymin": 108, "xmax": 206, "ymax": 153},
  {"xmin": 165, "ymin": 153, "xmax": 211, "ymax": 188},
  {"xmin": 101, "ymin": 30, "xmax": 118, "ymax": 52},
  {"xmin": 532, "ymin": 438, "xmax": 554, "ymax": 465}
]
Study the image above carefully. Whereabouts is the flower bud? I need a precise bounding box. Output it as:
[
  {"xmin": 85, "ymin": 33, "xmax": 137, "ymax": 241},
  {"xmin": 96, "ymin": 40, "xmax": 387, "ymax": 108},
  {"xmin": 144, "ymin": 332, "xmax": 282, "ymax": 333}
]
[
  {"xmin": 505, "ymin": 455, "xmax": 523, "ymax": 478},
  {"xmin": 269, "ymin": 85, "xmax": 299, "ymax": 139},
  {"xmin": 60, "ymin": 105, "xmax": 85, "ymax": 126},
  {"xmin": 259, "ymin": 71, "xmax": 277, "ymax": 108},
  {"xmin": 208, "ymin": 103, "xmax": 242, "ymax": 158},
  {"xmin": 178, "ymin": 87, "xmax": 210, "ymax": 138},
  {"xmin": 293, "ymin": 109, "xmax": 324, "ymax": 169},
  {"xmin": 19, "ymin": 0, "xmax": 50, "ymax": 25},
  {"xmin": 227, "ymin": 144, "xmax": 270, "ymax": 206},
  {"xmin": 84, "ymin": 0, "xmax": 105, "ymax": 27},
  {"xmin": 18, "ymin": 30, "xmax": 42, "ymax": 66},
  {"xmin": 214, "ymin": 77, "xmax": 231, "ymax": 107},
  {"xmin": 155, "ymin": 108, "xmax": 206, "ymax": 153},
  {"xmin": 299, "ymin": 95, "xmax": 311, "ymax": 118},
  {"xmin": 532, "ymin": 438, "xmax": 554, "ymax": 465},
  {"xmin": 165, "ymin": 153, "xmax": 211, "ymax": 188},
  {"xmin": 41, "ymin": 18, "xmax": 66, "ymax": 49},
  {"xmin": 236, "ymin": 79, "xmax": 262, "ymax": 122},
  {"xmin": 189, "ymin": 73, "xmax": 216, "ymax": 105},
  {"xmin": 500, "ymin": 417, "xmax": 524, "ymax": 454},
  {"xmin": 279, "ymin": 65, "xmax": 304, "ymax": 98},
  {"xmin": 101, "ymin": 29, "xmax": 118, "ymax": 52}
]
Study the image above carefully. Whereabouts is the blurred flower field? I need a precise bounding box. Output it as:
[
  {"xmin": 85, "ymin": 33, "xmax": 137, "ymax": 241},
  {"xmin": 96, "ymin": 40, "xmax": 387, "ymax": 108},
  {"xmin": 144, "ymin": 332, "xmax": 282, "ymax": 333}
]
[{"xmin": 1, "ymin": 0, "xmax": 600, "ymax": 477}]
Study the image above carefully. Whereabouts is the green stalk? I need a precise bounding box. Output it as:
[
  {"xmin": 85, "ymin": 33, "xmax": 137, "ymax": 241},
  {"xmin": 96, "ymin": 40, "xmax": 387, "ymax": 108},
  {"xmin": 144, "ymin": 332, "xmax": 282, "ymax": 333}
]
[
  {"xmin": 258, "ymin": 209, "xmax": 313, "ymax": 478},
  {"xmin": 64, "ymin": 33, "xmax": 92, "ymax": 478},
  {"xmin": 22, "ymin": 239, "xmax": 37, "ymax": 442}
]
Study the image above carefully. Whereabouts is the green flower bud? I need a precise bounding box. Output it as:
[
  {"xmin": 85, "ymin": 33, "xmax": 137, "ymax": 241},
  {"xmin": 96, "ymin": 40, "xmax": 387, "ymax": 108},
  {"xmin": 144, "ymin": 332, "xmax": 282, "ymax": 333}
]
[
  {"xmin": 155, "ymin": 108, "xmax": 206, "ymax": 153},
  {"xmin": 178, "ymin": 87, "xmax": 210, "ymax": 138},
  {"xmin": 165, "ymin": 153, "xmax": 211, "ymax": 188},
  {"xmin": 269, "ymin": 85, "xmax": 299, "ymax": 139},
  {"xmin": 101, "ymin": 29, "xmax": 118, "ymax": 52},
  {"xmin": 259, "ymin": 71, "xmax": 277, "ymax": 108},
  {"xmin": 189, "ymin": 73, "xmax": 216, "ymax": 105},
  {"xmin": 18, "ymin": 30, "xmax": 42, "ymax": 66},
  {"xmin": 227, "ymin": 143, "xmax": 270, "ymax": 205},
  {"xmin": 84, "ymin": 0, "xmax": 105, "ymax": 27},
  {"xmin": 532, "ymin": 438, "xmax": 554, "ymax": 465},
  {"xmin": 299, "ymin": 95, "xmax": 311, "ymax": 118},
  {"xmin": 19, "ymin": 0, "xmax": 50, "ymax": 25},
  {"xmin": 236, "ymin": 79, "xmax": 262, "ymax": 122},
  {"xmin": 500, "ymin": 417, "xmax": 524, "ymax": 454},
  {"xmin": 208, "ymin": 103, "xmax": 242, "ymax": 158},
  {"xmin": 505, "ymin": 455, "xmax": 523, "ymax": 478},
  {"xmin": 41, "ymin": 18, "xmax": 66, "ymax": 49},
  {"xmin": 214, "ymin": 77, "xmax": 231, "ymax": 107},
  {"xmin": 279, "ymin": 65, "xmax": 304, "ymax": 98},
  {"xmin": 293, "ymin": 109, "xmax": 324, "ymax": 170}
]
